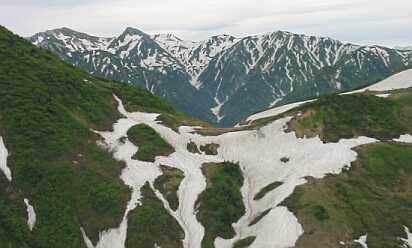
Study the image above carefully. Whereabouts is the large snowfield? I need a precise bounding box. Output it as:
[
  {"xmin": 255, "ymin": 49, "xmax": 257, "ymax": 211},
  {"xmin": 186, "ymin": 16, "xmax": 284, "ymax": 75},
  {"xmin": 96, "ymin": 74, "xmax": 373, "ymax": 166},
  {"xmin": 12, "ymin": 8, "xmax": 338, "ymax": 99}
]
[
  {"xmin": 82, "ymin": 69, "xmax": 412, "ymax": 248},
  {"xmin": 83, "ymin": 95, "xmax": 379, "ymax": 248},
  {"xmin": 83, "ymin": 68, "xmax": 412, "ymax": 247}
]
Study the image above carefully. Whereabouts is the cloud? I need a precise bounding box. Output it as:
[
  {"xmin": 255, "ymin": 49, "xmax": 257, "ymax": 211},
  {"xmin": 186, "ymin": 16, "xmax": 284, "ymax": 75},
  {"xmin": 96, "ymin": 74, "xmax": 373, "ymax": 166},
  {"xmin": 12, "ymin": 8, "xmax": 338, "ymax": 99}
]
[{"xmin": 1, "ymin": 0, "xmax": 411, "ymax": 46}]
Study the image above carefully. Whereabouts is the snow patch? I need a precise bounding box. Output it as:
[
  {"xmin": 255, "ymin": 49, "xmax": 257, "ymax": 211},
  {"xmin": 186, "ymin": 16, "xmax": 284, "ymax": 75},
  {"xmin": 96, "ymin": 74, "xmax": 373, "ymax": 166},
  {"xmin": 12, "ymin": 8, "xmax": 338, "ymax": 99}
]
[
  {"xmin": 211, "ymin": 97, "xmax": 226, "ymax": 122},
  {"xmin": 245, "ymin": 99, "xmax": 315, "ymax": 123},
  {"xmin": 347, "ymin": 69, "xmax": 412, "ymax": 94},
  {"xmin": 0, "ymin": 136, "xmax": 12, "ymax": 182},
  {"xmin": 394, "ymin": 134, "xmax": 412, "ymax": 143},
  {"xmin": 354, "ymin": 234, "xmax": 368, "ymax": 248},
  {"xmin": 401, "ymin": 226, "xmax": 412, "ymax": 248},
  {"xmin": 24, "ymin": 198, "xmax": 36, "ymax": 231},
  {"xmin": 375, "ymin": 93, "xmax": 391, "ymax": 98}
]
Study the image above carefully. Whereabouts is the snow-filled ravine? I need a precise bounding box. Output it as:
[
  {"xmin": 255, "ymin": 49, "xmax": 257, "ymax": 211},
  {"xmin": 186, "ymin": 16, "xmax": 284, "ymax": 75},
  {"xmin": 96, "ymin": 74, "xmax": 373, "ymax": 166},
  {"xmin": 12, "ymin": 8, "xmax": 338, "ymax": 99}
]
[{"xmin": 82, "ymin": 95, "xmax": 380, "ymax": 248}]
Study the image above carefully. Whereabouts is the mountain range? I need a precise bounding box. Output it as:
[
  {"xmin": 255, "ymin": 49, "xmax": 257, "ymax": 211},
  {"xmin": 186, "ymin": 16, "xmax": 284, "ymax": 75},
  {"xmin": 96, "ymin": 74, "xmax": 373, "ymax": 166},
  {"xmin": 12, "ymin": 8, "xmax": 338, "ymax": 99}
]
[{"xmin": 29, "ymin": 27, "xmax": 412, "ymax": 126}]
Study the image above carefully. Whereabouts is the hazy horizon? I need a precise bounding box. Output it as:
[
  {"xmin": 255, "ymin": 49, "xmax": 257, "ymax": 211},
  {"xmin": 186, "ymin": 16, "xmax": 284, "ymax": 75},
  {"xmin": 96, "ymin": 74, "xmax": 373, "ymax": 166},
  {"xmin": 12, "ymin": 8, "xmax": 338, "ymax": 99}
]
[{"xmin": 1, "ymin": 0, "xmax": 412, "ymax": 47}]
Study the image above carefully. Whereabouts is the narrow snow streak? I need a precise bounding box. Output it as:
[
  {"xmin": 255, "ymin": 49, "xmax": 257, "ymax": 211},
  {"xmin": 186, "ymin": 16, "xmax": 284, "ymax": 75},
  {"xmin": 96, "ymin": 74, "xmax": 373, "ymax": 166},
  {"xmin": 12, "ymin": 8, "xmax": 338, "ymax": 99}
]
[
  {"xmin": 0, "ymin": 136, "xmax": 12, "ymax": 182},
  {"xmin": 375, "ymin": 93, "xmax": 391, "ymax": 98},
  {"xmin": 24, "ymin": 198, "xmax": 36, "ymax": 231}
]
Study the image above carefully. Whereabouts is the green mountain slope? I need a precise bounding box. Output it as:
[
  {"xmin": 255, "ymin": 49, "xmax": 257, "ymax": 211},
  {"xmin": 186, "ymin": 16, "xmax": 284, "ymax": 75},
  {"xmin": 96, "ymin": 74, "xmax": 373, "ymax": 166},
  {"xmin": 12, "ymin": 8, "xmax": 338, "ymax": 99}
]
[{"xmin": 0, "ymin": 25, "xmax": 188, "ymax": 248}]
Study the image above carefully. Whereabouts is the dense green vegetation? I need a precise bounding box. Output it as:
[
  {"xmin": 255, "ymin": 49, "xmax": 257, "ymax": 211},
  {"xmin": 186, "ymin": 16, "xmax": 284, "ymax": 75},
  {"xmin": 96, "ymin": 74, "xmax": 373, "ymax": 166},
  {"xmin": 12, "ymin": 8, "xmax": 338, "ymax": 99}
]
[
  {"xmin": 0, "ymin": 26, "xmax": 183, "ymax": 247},
  {"xmin": 126, "ymin": 183, "xmax": 184, "ymax": 248},
  {"xmin": 197, "ymin": 162, "xmax": 245, "ymax": 248},
  {"xmin": 288, "ymin": 92, "xmax": 412, "ymax": 142},
  {"xmin": 154, "ymin": 165, "xmax": 184, "ymax": 211},
  {"xmin": 127, "ymin": 124, "xmax": 175, "ymax": 162},
  {"xmin": 0, "ymin": 176, "xmax": 32, "ymax": 248},
  {"xmin": 285, "ymin": 142, "xmax": 412, "ymax": 248}
]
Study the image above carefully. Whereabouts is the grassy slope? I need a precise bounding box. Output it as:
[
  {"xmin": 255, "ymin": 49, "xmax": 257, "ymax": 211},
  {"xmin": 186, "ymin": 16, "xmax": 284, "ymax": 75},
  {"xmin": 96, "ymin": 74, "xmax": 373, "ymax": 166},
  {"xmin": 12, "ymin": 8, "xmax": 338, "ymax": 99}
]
[
  {"xmin": 0, "ymin": 176, "xmax": 32, "ymax": 247},
  {"xmin": 282, "ymin": 89, "xmax": 412, "ymax": 247},
  {"xmin": 126, "ymin": 183, "xmax": 184, "ymax": 248},
  {"xmin": 0, "ymin": 26, "xmax": 183, "ymax": 247},
  {"xmin": 197, "ymin": 162, "xmax": 245, "ymax": 248},
  {"xmin": 285, "ymin": 142, "xmax": 412, "ymax": 248},
  {"xmin": 157, "ymin": 112, "xmax": 212, "ymax": 132},
  {"xmin": 127, "ymin": 124, "xmax": 175, "ymax": 162},
  {"xmin": 288, "ymin": 91, "xmax": 412, "ymax": 142}
]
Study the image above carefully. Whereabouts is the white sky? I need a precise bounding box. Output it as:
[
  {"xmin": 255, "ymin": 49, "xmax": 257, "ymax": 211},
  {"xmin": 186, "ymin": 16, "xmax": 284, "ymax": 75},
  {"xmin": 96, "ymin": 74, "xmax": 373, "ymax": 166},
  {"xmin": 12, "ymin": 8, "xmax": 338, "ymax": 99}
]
[{"xmin": 1, "ymin": 0, "xmax": 412, "ymax": 46}]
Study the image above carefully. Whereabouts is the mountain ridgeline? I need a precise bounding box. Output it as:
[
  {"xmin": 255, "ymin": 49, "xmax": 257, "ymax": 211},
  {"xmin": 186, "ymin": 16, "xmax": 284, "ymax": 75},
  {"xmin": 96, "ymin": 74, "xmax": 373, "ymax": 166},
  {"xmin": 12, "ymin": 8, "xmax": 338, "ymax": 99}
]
[{"xmin": 30, "ymin": 27, "xmax": 412, "ymax": 126}]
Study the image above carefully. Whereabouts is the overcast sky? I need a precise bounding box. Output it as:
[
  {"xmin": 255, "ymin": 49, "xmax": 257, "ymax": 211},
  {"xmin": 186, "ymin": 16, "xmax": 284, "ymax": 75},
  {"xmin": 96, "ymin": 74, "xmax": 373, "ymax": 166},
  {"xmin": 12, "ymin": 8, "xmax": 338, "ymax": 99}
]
[{"xmin": 1, "ymin": 0, "xmax": 411, "ymax": 46}]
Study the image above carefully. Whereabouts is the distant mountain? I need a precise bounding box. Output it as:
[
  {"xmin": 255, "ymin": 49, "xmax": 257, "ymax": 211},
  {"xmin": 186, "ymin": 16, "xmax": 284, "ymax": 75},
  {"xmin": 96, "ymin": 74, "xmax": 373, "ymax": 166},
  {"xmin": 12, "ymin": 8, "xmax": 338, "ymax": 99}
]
[
  {"xmin": 29, "ymin": 27, "xmax": 412, "ymax": 126},
  {"xmin": 30, "ymin": 27, "xmax": 215, "ymax": 122}
]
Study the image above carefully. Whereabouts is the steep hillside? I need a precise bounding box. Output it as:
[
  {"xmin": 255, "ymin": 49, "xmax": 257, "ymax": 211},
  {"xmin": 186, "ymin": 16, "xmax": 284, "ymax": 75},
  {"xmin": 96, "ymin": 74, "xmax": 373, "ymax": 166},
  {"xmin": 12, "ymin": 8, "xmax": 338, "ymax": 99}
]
[
  {"xmin": 30, "ymin": 28, "xmax": 412, "ymax": 126},
  {"xmin": 0, "ymin": 25, "xmax": 201, "ymax": 248}
]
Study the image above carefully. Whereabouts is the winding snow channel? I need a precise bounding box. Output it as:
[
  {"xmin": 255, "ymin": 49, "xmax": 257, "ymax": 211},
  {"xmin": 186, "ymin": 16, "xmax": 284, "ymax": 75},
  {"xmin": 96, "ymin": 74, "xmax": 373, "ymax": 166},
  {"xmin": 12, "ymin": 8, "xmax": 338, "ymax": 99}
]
[{"xmin": 83, "ymin": 96, "xmax": 377, "ymax": 248}]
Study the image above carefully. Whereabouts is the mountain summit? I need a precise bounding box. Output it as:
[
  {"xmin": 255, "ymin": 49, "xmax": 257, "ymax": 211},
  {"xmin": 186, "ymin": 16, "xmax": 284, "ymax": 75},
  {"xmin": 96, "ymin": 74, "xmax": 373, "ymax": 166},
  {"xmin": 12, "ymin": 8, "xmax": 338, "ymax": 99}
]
[{"xmin": 29, "ymin": 27, "xmax": 412, "ymax": 126}]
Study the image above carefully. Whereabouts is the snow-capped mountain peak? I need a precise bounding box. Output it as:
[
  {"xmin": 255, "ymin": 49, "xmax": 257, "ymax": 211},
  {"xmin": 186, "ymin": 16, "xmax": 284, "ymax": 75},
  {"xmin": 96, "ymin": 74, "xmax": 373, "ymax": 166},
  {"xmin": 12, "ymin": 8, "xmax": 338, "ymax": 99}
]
[
  {"xmin": 31, "ymin": 27, "xmax": 114, "ymax": 53},
  {"xmin": 29, "ymin": 27, "xmax": 412, "ymax": 126}
]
